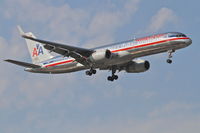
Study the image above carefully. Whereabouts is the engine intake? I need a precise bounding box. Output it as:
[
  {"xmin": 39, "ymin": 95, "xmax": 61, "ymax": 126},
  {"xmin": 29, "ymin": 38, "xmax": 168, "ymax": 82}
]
[
  {"xmin": 89, "ymin": 49, "xmax": 115, "ymax": 63},
  {"xmin": 105, "ymin": 49, "xmax": 112, "ymax": 59}
]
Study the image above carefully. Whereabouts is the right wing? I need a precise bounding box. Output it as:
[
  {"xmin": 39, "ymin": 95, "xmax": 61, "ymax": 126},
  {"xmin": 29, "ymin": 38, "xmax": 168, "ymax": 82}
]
[
  {"xmin": 21, "ymin": 34, "xmax": 94, "ymax": 66},
  {"xmin": 5, "ymin": 59, "xmax": 41, "ymax": 68}
]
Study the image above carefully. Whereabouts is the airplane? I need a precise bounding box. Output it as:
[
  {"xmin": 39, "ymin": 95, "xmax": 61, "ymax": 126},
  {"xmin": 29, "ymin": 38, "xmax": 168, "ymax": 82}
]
[{"xmin": 5, "ymin": 26, "xmax": 192, "ymax": 81}]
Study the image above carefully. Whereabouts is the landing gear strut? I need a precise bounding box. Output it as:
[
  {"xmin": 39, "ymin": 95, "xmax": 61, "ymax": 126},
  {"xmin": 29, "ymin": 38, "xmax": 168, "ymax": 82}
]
[
  {"xmin": 85, "ymin": 68, "xmax": 96, "ymax": 76},
  {"xmin": 166, "ymin": 50, "xmax": 175, "ymax": 64},
  {"xmin": 107, "ymin": 66, "xmax": 118, "ymax": 81}
]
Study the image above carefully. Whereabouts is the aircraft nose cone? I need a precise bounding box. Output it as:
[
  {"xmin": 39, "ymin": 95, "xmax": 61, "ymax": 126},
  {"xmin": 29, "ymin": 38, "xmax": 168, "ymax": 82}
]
[{"xmin": 186, "ymin": 38, "xmax": 192, "ymax": 45}]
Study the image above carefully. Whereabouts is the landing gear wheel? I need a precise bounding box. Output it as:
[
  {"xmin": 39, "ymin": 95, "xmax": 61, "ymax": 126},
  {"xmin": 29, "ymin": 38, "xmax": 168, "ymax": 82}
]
[
  {"xmin": 107, "ymin": 66, "xmax": 119, "ymax": 81},
  {"xmin": 88, "ymin": 72, "xmax": 92, "ymax": 76},
  {"xmin": 166, "ymin": 50, "xmax": 174, "ymax": 64},
  {"xmin": 86, "ymin": 71, "xmax": 92, "ymax": 76},
  {"xmin": 167, "ymin": 59, "xmax": 172, "ymax": 64},
  {"xmin": 107, "ymin": 76, "xmax": 114, "ymax": 81},
  {"xmin": 92, "ymin": 70, "xmax": 96, "ymax": 74},
  {"xmin": 85, "ymin": 68, "xmax": 96, "ymax": 76},
  {"xmin": 107, "ymin": 75, "xmax": 118, "ymax": 81},
  {"xmin": 113, "ymin": 75, "xmax": 118, "ymax": 80}
]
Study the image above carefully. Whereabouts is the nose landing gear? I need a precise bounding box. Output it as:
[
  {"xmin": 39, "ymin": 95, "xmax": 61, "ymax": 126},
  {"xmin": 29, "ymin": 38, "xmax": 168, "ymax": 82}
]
[{"xmin": 166, "ymin": 50, "xmax": 175, "ymax": 64}]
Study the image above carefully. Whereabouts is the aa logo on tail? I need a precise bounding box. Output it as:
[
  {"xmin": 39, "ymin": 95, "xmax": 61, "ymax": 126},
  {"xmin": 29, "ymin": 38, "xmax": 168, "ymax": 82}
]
[{"xmin": 32, "ymin": 44, "xmax": 44, "ymax": 57}]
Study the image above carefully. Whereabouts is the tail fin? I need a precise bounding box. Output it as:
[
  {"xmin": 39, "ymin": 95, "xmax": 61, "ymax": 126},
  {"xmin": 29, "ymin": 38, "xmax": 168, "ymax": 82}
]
[{"xmin": 17, "ymin": 26, "xmax": 54, "ymax": 64}]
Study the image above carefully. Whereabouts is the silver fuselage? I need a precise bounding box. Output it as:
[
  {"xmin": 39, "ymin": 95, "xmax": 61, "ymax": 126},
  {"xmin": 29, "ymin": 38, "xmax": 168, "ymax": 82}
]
[{"xmin": 25, "ymin": 32, "xmax": 192, "ymax": 74}]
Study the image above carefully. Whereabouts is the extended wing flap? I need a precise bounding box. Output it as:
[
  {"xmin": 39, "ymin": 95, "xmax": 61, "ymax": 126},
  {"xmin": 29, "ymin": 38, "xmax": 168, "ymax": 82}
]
[
  {"xmin": 43, "ymin": 44, "xmax": 69, "ymax": 56},
  {"xmin": 5, "ymin": 59, "xmax": 41, "ymax": 68},
  {"xmin": 43, "ymin": 44, "xmax": 89, "ymax": 66}
]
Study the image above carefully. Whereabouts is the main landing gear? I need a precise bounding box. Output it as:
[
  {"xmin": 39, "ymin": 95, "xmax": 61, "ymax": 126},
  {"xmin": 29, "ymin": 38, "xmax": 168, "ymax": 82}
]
[
  {"xmin": 107, "ymin": 67, "xmax": 118, "ymax": 82},
  {"xmin": 85, "ymin": 66, "xmax": 119, "ymax": 82},
  {"xmin": 166, "ymin": 50, "xmax": 175, "ymax": 64},
  {"xmin": 85, "ymin": 68, "xmax": 96, "ymax": 76}
]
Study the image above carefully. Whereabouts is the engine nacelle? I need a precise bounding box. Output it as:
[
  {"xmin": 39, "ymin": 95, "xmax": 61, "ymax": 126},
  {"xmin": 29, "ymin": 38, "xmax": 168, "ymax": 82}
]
[
  {"xmin": 89, "ymin": 49, "xmax": 116, "ymax": 63},
  {"xmin": 125, "ymin": 60, "xmax": 150, "ymax": 73}
]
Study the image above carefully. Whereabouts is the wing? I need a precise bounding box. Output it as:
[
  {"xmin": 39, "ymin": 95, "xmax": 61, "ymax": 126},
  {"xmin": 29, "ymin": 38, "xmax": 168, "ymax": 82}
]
[{"xmin": 22, "ymin": 35, "xmax": 94, "ymax": 66}]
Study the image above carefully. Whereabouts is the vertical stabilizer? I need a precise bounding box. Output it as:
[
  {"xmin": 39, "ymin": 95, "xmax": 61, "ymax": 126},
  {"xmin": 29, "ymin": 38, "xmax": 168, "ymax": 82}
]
[{"xmin": 17, "ymin": 26, "xmax": 54, "ymax": 64}]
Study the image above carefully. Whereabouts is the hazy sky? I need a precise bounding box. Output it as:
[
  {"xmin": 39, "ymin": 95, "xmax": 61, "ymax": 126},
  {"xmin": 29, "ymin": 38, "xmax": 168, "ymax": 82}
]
[{"xmin": 0, "ymin": 0, "xmax": 200, "ymax": 133}]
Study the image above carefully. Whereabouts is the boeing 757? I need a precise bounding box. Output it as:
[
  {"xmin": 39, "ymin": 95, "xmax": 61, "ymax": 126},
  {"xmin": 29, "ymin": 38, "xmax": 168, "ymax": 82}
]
[{"xmin": 5, "ymin": 26, "xmax": 192, "ymax": 81}]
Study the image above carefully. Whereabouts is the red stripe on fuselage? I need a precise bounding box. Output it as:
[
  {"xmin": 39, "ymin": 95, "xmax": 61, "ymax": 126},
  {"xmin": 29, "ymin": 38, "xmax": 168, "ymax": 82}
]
[
  {"xmin": 44, "ymin": 37, "xmax": 189, "ymax": 67},
  {"xmin": 44, "ymin": 59, "xmax": 74, "ymax": 67}
]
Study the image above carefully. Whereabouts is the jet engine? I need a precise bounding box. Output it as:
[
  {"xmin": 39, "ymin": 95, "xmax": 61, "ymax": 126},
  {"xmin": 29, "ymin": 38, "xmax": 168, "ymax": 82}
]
[
  {"xmin": 125, "ymin": 60, "xmax": 150, "ymax": 73},
  {"xmin": 89, "ymin": 49, "xmax": 116, "ymax": 63}
]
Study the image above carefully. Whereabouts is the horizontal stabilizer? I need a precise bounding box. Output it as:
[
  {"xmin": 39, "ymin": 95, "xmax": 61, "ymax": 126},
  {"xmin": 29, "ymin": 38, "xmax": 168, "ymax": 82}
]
[{"xmin": 4, "ymin": 59, "xmax": 41, "ymax": 68}]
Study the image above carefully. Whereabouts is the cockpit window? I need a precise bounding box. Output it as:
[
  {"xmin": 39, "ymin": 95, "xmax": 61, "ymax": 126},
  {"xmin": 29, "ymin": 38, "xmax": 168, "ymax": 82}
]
[
  {"xmin": 168, "ymin": 35, "xmax": 177, "ymax": 37},
  {"xmin": 168, "ymin": 33, "xmax": 187, "ymax": 38},
  {"xmin": 176, "ymin": 34, "xmax": 187, "ymax": 37}
]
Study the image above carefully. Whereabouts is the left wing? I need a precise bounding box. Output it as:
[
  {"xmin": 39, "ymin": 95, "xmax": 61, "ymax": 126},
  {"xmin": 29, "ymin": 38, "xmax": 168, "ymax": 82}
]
[{"xmin": 22, "ymin": 35, "xmax": 94, "ymax": 66}]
